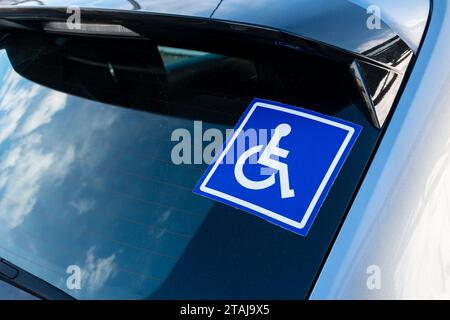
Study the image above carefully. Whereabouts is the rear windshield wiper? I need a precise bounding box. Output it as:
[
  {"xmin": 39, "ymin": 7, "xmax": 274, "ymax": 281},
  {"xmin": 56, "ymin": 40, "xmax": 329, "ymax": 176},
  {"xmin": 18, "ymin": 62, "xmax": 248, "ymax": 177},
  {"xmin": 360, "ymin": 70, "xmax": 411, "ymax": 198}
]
[{"xmin": 0, "ymin": 258, "xmax": 75, "ymax": 300}]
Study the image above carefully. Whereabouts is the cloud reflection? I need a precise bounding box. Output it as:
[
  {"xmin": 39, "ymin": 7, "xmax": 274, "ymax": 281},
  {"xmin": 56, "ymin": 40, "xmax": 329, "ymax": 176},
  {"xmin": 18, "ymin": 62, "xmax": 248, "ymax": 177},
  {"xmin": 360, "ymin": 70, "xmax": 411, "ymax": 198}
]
[
  {"xmin": 81, "ymin": 246, "xmax": 117, "ymax": 292},
  {"xmin": 0, "ymin": 70, "xmax": 40, "ymax": 144},
  {"xmin": 0, "ymin": 134, "xmax": 55, "ymax": 228},
  {"xmin": 0, "ymin": 70, "xmax": 71, "ymax": 228}
]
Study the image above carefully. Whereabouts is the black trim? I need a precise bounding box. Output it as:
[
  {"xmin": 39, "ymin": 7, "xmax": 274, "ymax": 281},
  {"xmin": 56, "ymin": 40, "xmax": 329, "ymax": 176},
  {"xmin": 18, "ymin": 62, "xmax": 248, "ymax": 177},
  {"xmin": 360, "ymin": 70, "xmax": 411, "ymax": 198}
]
[{"xmin": 0, "ymin": 6, "xmax": 405, "ymax": 71}]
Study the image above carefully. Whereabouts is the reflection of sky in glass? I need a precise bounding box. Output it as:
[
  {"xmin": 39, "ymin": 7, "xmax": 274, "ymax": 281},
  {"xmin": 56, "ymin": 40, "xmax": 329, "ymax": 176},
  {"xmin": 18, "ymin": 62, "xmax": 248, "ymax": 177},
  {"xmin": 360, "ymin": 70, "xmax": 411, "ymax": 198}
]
[
  {"xmin": 0, "ymin": 49, "xmax": 218, "ymax": 299},
  {"xmin": 0, "ymin": 279, "xmax": 38, "ymax": 299}
]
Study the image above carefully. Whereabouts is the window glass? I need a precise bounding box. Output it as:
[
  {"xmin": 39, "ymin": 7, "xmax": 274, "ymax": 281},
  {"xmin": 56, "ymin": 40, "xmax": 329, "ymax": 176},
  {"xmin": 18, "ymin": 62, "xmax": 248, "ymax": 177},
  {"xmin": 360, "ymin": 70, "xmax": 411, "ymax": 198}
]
[
  {"xmin": 0, "ymin": 32, "xmax": 379, "ymax": 299},
  {"xmin": 0, "ymin": 280, "xmax": 39, "ymax": 300}
]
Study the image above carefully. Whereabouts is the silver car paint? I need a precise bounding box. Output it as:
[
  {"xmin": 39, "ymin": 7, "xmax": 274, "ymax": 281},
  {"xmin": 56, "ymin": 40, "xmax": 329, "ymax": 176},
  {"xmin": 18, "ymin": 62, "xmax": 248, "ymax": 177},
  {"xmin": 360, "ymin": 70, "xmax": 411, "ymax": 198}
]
[{"xmin": 312, "ymin": 0, "xmax": 450, "ymax": 299}]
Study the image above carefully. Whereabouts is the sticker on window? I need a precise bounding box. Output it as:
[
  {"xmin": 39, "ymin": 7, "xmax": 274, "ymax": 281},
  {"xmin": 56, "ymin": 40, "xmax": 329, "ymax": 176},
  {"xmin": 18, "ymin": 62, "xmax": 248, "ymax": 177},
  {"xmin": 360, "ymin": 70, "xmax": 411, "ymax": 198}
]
[{"xmin": 193, "ymin": 98, "xmax": 362, "ymax": 236}]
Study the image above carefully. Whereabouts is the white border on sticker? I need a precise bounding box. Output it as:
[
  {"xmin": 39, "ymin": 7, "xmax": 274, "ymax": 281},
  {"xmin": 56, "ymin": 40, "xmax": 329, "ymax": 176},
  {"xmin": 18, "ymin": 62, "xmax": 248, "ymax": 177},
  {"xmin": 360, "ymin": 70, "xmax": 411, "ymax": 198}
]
[{"xmin": 199, "ymin": 102, "xmax": 356, "ymax": 230}]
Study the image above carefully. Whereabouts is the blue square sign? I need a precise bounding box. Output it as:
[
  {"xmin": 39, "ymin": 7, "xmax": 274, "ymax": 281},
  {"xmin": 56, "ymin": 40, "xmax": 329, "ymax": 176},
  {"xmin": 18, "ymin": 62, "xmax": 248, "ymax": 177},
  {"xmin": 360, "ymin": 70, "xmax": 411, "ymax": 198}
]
[{"xmin": 193, "ymin": 98, "xmax": 362, "ymax": 236}]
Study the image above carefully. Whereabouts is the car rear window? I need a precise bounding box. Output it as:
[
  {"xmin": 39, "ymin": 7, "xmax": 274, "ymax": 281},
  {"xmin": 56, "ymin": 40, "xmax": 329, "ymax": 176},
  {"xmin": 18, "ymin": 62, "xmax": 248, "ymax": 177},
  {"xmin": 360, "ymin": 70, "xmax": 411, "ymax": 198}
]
[
  {"xmin": 0, "ymin": 280, "xmax": 39, "ymax": 300},
  {"xmin": 0, "ymin": 31, "xmax": 379, "ymax": 299}
]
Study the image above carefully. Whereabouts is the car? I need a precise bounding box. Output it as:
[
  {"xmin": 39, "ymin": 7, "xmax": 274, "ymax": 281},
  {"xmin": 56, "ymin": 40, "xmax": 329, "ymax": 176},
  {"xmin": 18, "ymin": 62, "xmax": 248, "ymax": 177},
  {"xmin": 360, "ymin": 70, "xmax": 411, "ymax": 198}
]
[{"xmin": 0, "ymin": 0, "xmax": 444, "ymax": 300}]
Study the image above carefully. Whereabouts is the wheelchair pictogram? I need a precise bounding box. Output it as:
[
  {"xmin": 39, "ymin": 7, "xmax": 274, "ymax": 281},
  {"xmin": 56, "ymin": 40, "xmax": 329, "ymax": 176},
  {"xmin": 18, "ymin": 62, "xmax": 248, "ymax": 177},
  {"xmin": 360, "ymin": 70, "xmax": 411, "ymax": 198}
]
[
  {"xmin": 193, "ymin": 99, "xmax": 361, "ymax": 236},
  {"xmin": 234, "ymin": 123, "xmax": 295, "ymax": 199}
]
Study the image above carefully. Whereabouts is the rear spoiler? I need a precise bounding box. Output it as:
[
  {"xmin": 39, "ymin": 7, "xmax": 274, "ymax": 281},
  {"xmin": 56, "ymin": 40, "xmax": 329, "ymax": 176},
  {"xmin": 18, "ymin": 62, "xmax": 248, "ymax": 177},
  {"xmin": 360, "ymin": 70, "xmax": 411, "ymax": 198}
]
[{"xmin": 0, "ymin": 4, "xmax": 430, "ymax": 128}]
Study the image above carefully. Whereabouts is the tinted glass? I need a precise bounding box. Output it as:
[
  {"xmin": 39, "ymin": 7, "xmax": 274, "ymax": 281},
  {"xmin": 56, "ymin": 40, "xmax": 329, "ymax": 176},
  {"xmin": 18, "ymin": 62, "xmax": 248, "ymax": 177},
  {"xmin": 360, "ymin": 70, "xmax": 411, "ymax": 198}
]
[
  {"xmin": 0, "ymin": 32, "xmax": 379, "ymax": 299},
  {"xmin": 0, "ymin": 280, "xmax": 39, "ymax": 300}
]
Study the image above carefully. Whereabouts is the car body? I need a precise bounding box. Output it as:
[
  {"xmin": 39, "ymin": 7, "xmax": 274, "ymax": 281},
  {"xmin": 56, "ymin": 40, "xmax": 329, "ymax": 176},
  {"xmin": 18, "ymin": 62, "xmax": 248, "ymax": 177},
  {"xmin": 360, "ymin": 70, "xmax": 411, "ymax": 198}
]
[{"xmin": 0, "ymin": 0, "xmax": 447, "ymax": 300}]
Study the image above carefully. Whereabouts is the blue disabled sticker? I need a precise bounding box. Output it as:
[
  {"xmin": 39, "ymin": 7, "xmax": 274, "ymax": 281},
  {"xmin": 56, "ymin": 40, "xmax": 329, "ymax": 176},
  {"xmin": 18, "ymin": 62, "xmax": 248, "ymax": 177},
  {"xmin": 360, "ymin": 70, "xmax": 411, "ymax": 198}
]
[{"xmin": 193, "ymin": 98, "xmax": 362, "ymax": 236}]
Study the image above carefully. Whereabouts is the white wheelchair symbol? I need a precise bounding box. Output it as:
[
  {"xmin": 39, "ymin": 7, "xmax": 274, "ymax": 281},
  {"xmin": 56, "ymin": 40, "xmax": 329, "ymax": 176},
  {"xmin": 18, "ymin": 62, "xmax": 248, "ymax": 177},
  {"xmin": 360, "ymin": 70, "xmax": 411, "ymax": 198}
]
[{"xmin": 234, "ymin": 123, "xmax": 295, "ymax": 199}]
